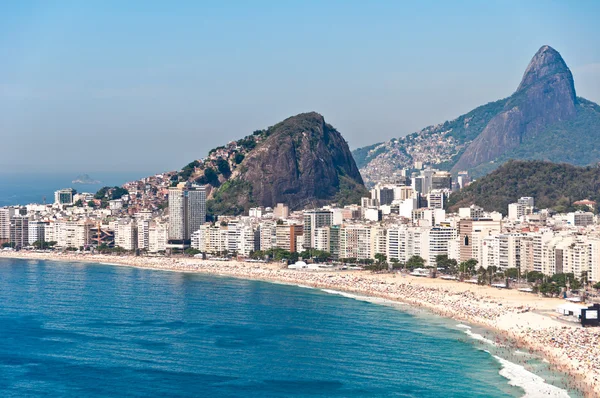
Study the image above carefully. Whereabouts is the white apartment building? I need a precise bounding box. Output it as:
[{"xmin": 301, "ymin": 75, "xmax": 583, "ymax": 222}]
[
  {"xmin": 458, "ymin": 205, "xmax": 484, "ymax": 220},
  {"xmin": 303, "ymin": 210, "xmax": 333, "ymax": 249},
  {"xmin": 148, "ymin": 221, "xmax": 168, "ymax": 253},
  {"xmin": 259, "ymin": 222, "xmax": 276, "ymax": 251},
  {"xmin": 339, "ymin": 225, "xmax": 372, "ymax": 260},
  {"xmin": 28, "ymin": 221, "xmax": 46, "ymax": 245},
  {"xmin": 49, "ymin": 220, "xmax": 93, "ymax": 248},
  {"xmin": 114, "ymin": 220, "xmax": 137, "ymax": 251},
  {"xmin": 314, "ymin": 227, "xmax": 331, "ymax": 253},
  {"xmin": 567, "ymin": 211, "xmax": 594, "ymax": 227},
  {"xmin": 0, "ymin": 207, "xmax": 16, "ymax": 242}
]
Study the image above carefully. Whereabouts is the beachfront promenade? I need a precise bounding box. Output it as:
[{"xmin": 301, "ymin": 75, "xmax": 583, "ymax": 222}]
[{"xmin": 2, "ymin": 251, "xmax": 599, "ymax": 396}]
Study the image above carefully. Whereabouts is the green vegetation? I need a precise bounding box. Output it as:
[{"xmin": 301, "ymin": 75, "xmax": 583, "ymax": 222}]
[
  {"xmin": 467, "ymin": 98, "xmax": 600, "ymax": 177},
  {"xmin": 300, "ymin": 249, "xmax": 331, "ymax": 262},
  {"xmin": 334, "ymin": 175, "xmax": 369, "ymax": 206},
  {"xmin": 184, "ymin": 248, "xmax": 201, "ymax": 256},
  {"xmin": 179, "ymin": 160, "xmax": 200, "ymax": 180},
  {"xmin": 234, "ymin": 152, "xmax": 245, "ymax": 164},
  {"xmin": 32, "ymin": 240, "xmax": 57, "ymax": 249},
  {"xmin": 351, "ymin": 98, "xmax": 509, "ymax": 171},
  {"xmin": 459, "ymin": 259, "xmax": 478, "ymax": 278},
  {"xmin": 448, "ymin": 159, "xmax": 600, "ymax": 214},
  {"xmin": 195, "ymin": 167, "xmax": 220, "ymax": 187},
  {"xmin": 435, "ymin": 254, "xmax": 457, "ymax": 273},
  {"xmin": 405, "ymin": 255, "xmax": 425, "ymax": 270},
  {"xmin": 250, "ymin": 248, "xmax": 299, "ymax": 263},
  {"xmin": 94, "ymin": 186, "xmax": 129, "ymax": 200},
  {"xmin": 445, "ymin": 98, "xmax": 509, "ymax": 143},
  {"xmin": 206, "ymin": 179, "xmax": 254, "ymax": 216},
  {"xmin": 215, "ymin": 158, "xmax": 231, "ymax": 177},
  {"xmin": 237, "ymin": 137, "xmax": 257, "ymax": 151},
  {"xmin": 352, "ymin": 143, "xmax": 383, "ymax": 169}
]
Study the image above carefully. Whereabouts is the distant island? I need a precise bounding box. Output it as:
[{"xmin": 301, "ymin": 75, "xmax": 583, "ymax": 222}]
[{"xmin": 72, "ymin": 174, "xmax": 101, "ymax": 184}]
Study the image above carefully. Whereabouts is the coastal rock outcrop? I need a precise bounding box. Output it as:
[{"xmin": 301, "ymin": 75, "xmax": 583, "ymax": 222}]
[
  {"xmin": 179, "ymin": 112, "xmax": 367, "ymax": 214},
  {"xmin": 354, "ymin": 45, "xmax": 600, "ymax": 182},
  {"xmin": 451, "ymin": 46, "xmax": 577, "ymax": 172},
  {"xmin": 238, "ymin": 112, "xmax": 366, "ymax": 210}
]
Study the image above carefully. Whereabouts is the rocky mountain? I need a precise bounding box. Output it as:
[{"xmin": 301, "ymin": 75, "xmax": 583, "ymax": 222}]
[
  {"xmin": 354, "ymin": 45, "xmax": 600, "ymax": 184},
  {"xmin": 447, "ymin": 160, "xmax": 600, "ymax": 214},
  {"xmin": 175, "ymin": 112, "xmax": 367, "ymax": 215}
]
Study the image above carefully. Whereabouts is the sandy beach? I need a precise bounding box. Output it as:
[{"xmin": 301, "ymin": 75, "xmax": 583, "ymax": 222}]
[{"xmin": 2, "ymin": 251, "xmax": 598, "ymax": 397}]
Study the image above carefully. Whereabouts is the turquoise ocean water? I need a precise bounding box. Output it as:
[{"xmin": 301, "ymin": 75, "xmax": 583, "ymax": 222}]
[{"xmin": 0, "ymin": 258, "xmax": 581, "ymax": 397}]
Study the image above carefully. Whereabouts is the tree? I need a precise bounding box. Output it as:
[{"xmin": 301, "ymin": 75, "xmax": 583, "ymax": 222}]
[
  {"xmin": 234, "ymin": 152, "xmax": 245, "ymax": 164},
  {"xmin": 593, "ymin": 282, "xmax": 600, "ymax": 290},
  {"xmin": 505, "ymin": 268, "xmax": 519, "ymax": 279},
  {"xmin": 110, "ymin": 187, "xmax": 129, "ymax": 200},
  {"xmin": 216, "ymin": 158, "xmax": 231, "ymax": 177},
  {"xmin": 33, "ymin": 240, "xmax": 56, "ymax": 250},
  {"xmin": 94, "ymin": 186, "xmax": 110, "ymax": 199},
  {"xmin": 405, "ymin": 255, "xmax": 425, "ymax": 271},
  {"xmin": 203, "ymin": 167, "xmax": 220, "ymax": 186},
  {"xmin": 435, "ymin": 255, "xmax": 458, "ymax": 274},
  {"xmin": 525, "ymin": 271, "xmax": 545, "ymax": 283},
  {"xmin": 477, "ymin": 266, "xmax": 488, "ymax": 285},
  {"xmin": 74, "ymin": 199, "xmax": 83, "ymax": 207},
  {"xmin": 87, "ymin": 200, "xmax": 96, "ymax": 208},
  {"xmin": 185, "ymin": 248, "xmax": 201, "ymax": 256},
  {"xmin": 581, "ymin": 271, "xmax": 589, "ymax": 286},
  {"xmin": 375, "ymin": 253, "xmax": 387, "ymax": 264},
  {"xmin": 459, "ymin": 259, "xmax": 478, "ymax": 278}
]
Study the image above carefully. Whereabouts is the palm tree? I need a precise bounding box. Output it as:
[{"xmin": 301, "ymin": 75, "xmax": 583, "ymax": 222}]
[{"xmin": 477, "ymin": 266, "xmax": 487, "ymax": 285}]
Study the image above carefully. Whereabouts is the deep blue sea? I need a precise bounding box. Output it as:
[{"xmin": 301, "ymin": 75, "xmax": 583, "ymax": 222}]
[
  {"xmin": 0, "ymin": 258, "xmax": 580, "ymax": 397},
  {"xmin": 0, "ymin": 172, "xmax": 150, "ymax": 206}
]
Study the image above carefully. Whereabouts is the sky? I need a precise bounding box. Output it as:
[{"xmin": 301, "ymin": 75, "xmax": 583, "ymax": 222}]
[{"xmin": 1, "ymin": 0, "xmax": 599, "ymax": 174}]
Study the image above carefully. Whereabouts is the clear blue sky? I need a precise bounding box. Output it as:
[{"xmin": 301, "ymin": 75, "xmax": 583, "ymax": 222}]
[{"xmin": 1, "ymin": 0, "xmax": 599, "ymax": 174}]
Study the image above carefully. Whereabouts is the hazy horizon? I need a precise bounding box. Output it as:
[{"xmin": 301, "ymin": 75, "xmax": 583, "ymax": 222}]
[{"xmin": 1, "ymin": 1, "xmax": 599, "ymax": 173}]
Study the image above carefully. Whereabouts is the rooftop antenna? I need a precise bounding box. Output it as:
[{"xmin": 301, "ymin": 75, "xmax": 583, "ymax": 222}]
[{"xmin": 42, "ymin": 196, "xmax": 46, "ymax": 205}]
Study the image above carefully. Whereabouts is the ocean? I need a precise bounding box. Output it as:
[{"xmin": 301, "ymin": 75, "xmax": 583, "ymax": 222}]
[
  {"xmin": 0, "ymin": 258, "xmax": 580, "ymax": 397},
  {"xmin": 0, "ymin": 172, "xmax": 151, "ymax": 206}
]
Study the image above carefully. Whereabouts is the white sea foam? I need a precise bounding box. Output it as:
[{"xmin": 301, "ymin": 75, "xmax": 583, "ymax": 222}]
[
  {"xmin": 463, "ymin": 328, "xmax": 498, "ymax": 346},
  {"xmin": 455, "ymin": 324, "xmax": 472, "ymax": 330},
  {"xmin": 321, "ymin": 289, "xmax": 406, "ymax": 306},
  {"xmin": 494, "ymin": 355, "xmax": 570, "ymax": 398}
]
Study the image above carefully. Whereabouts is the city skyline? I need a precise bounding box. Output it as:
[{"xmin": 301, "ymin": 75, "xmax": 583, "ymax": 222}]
[{"xmin": 1, "ymin": 1, "xmax": 599, "ymax": 173}]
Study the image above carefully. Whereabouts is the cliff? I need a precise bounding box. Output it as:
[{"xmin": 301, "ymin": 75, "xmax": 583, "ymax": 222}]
[
  {"xmin": 179, "ymin": 112, "xmax": 367, "ymax": 215},
  {"xmin": 354, "ymin": 45, "xmax": 600, "ymax": 183}
]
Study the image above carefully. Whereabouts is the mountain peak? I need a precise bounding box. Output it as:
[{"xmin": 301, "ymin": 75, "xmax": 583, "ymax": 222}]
[{"xmin": 516, "ymin": 45, "xmax": 575, "ymax": 96}]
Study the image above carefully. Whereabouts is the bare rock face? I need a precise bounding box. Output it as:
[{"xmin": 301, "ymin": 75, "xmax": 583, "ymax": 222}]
[
  {"xmin": 452, "ymin": 46, "xmax": 577, "ymax": 172},
  {"xmin": 235, "ymin": 112, "xmax": 366, "ymax": 210}
]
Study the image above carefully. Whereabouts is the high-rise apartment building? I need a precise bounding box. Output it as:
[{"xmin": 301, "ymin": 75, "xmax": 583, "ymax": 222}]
[
  {"xmin": 9, "ymin": 215, "xmax": 29, "ymax": 248},
  {"xmin": 168, "ymin": 183, "xmax": 206, "ymax": 247},
  {"xmin": 0, "ymin": 207, "xmax": 16, "ymax": 243},
  {"xmin": 303, "ymin": 210, "xmax": 333, "ymax": 249},
  {"xmin": 54, "ymin": 188, "xmax": 75, "ymax": 205}
]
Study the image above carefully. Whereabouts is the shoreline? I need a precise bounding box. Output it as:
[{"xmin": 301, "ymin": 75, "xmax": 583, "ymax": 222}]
[{"xmin": 1, "ymin": 251, "xmax": 598, "ymax": 397}]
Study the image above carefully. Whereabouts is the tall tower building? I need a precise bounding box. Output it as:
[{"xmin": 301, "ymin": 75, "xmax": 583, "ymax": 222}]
[
  {"xmin": 168, "ymin": 183, "xmax": 206, "ymax": 247},
  {"xmin": 303, "ymin": 209, "xmax": 333, "ymax": 250},
  {"xmin": 54, "ymin": 188, "xmax": 75, "ymax": 205}
]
